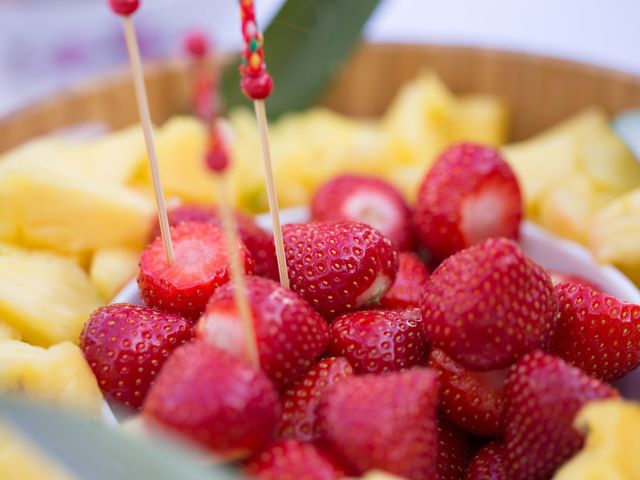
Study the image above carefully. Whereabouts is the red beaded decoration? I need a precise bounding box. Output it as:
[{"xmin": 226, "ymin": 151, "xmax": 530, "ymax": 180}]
[
  {"xmin": 108, "ymin": 0, "xmax": 140, "ymax": 16},
  {"xmin": 204, "ymin": 124, "xmax": 230, "ymax": 173},
  {"xmin": 183, "ymin": 30, "xmax": 210, "ymax": 59},
  {"xmin": 239, "ymin": 0, "xmax": 273, "ymax": 100}
]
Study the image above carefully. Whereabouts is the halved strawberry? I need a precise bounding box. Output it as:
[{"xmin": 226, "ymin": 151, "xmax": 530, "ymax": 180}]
[
  {"xmin": 549, "ymin": 282, "xmax": 640, "ymax": 381},
  {"xmin": 421, "ymin": 238, "xmax": 557, "ymax": 370},
  {"xmin": 197, "ymin": 276, "xmax": 329, "ymax": 389},
  {"xmin": 328, "ymin": 308, "xmax": 428, "ymax": 374},
  {"xmin": 245, "ymin": 439, "xmax": 345, "ymax": 480},
  {"xmin": 138, "ymin": 222, "xmax": 255, "ymax": 320},
  {"xmin": 436, "ymin": 419, "xmax": 475, "ymax": 480},
  {"xmin": 414, "ymin": 143, "xmax": 522, "ymax": 260},
  {"xmin": 142, "ymin": 341, "xmax": 281, "ymax": 458},
  {"xmin": 283, "ymin": 221, "xmax": 398, "ymax": 318},
  {"xmin": 80, "ymin": 303, "xmax": 193, "ymax": 410},
  {"xmin": 311, "ymin": 174, "xmax": 415, "ymax": 251},
  {"xmin": 548, "ymin": 271, "xmax": 601, "ymax": 291},
  {"xmin": 278, "ymin": 357, "xmax": 354, "ymax": 441},
  {"xmin": 379, "ymin": 252, "xmax": 430, "ymax": 309},
  {"xmin": 316, "ymin": 368, "xmax": 439, "ymax": 479},
  {"xmin": 503, "ymin": 350, "xmax": 617, "ymax": 480},
  {"xmin": 428, "ymin": 349, "xmax": 506, "ymax": 437},
  {"xmin": 465, "ymin": 442, "xmax": 507, "ymax": 480}
]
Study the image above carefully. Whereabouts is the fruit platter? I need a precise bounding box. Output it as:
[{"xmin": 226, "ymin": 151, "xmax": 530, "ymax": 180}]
[{"xmin": 2, "ymin": 1, "xmax": 640, "ymax": 479}]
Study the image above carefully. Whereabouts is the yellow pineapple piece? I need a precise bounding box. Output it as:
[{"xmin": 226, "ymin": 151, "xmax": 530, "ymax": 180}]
[
  {"xmin": 452, "ymin": 94, "xmax": 509, "ymax": 146},
  {"xmin": 90, "ymin": 248, "xmax": 139, "ymax": 301},
  {"xmin": 0, "ymin": 321, "xmax": 21, "ymax": 340},
  {"xmin": 0, "ymin": 250, "xmax": 102, "ymax": 346}
]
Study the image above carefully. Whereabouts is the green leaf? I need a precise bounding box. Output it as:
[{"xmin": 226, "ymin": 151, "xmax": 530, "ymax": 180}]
[{"xmin": 221, "ymin": 0, "xmax": 381, "ymax": 118}]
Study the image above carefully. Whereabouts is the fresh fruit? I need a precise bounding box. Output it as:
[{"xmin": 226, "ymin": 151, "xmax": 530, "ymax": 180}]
[
  {"xmin": 282, "ymin": 221, "xmax": 398, "ymax": 318},
  {"xmin": 143, "ymin": 341, "xmax": 281, "ymax": 457},
  {"xmin": 548, "ymin": 271, "xmax": 601, "ymax": 291},
  {"xmin": 198, "ymin": 276, "xmax": 330, "ymax": 389},
  {"xmin": 436, "ymin": 419, "xmax": 475, "ymax": 480},
  {"xmin": 503, "ymin": 350, "xmax": 617, "ymax": 480},
  {"xmin": 0, "ymin": 321, "xmax": 20, "ymax": 340},
  {"xmin": 138, "ymin": 222, "xmax": 255, "ymax": 320},
  {"xmin": 428, "ymin": 349, "xmax": 506, "ymax": 437},
  {"xmin": 452, "ymin": 95, "xmax": 508, "ymax": 147},
  {"xmin": 317, "ymin": 368, "xmax": 439, "ymax": 479},
  {"xmin": 80, "ymin": 303, "xmax": 193, "ymax": 410},
  {"xmin": 549, "ymin": 282, "xmax": 640, "ymax": 381},
  {"xmin": 379, "ymin": 252, "xmax": 430, "ymax": 309},
  {"xmin": 414, "ymin": 143, "xmax": 522, "ymax": 260},
  {"xmin": 90, "ymin": 248, "xmax": 139, "ymax": 301},
  {"xmin": 278, "ymin": 357, "xmax": 354, "ymax": 441},
  {"xmin": 465, "ymin": 442, "xmax": 507, "ymax": 480},
  {"xmin": 421, "ymin": 237, "xmax": 557, "ymax": 370},
  {"xmin": 327, "ymin": 308, "xmax": 428, "ymax": 374},
  {"xmin": 311, "ymin": 174, "xmax": 415, "ymax": 250},
  {"xmin": 245, "ymin": 439, "xmax": 344, "ymax": 480}
]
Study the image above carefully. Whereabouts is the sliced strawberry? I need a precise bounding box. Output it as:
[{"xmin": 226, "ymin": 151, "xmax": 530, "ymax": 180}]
[
  {"xmin": 143, "ymin": 341, "xmax": 280, "ymax": 457},
  {"xmin": 379, "ymin": 252, "xmax": 430, "ymax": 309},
  {"xmin": 549, "ymin": 282, "xmax": 640, "ymax": 381},
  {"xmin": 414, "ymin": 143, "xmax": 522, "ymax": 260},
  {"xmin": 80, "ymin": 303, "xmax": 193, "ymax": 410},
  {"xmin": 283, "ymin": 221, "xmax": 398, "ymax": 318},
  {"xmin": 278, "ymin": 357, "xmax": 354, "ymax": 441},
  {"xmin": 436, "ymin": 419, "xmax": 475, "ymax": 480},
  {"xmin": 421, "ymin": 238, "xmax": 557, "ymax": 370},
  {"xmin": 328, "ymin": 308, "xmax": 428, "ymax": 374},
  {"xmin": 311, "ymin": 174, "xmax": 415, "ymax": 251},
  {"xmin": 138, "ymin": 222, "xmax": 255, "ymax": 320},
  {"xmin": 197, "ymin": 276, "xmax": 330, "ymax": 389},
  {"xmin": 503, "ymin": 350, "xmax": 617, "ymax": 480},
  {"xmin": 148, "ymin": 204, "xmax": 278, "ymax": 281},
  {"xmin": 245, "ymin": 439, "xmax": 345, "ymax": 480},
  {"xmin": 429, "ymin": 349, "xmax": 506, "ymax": 437},
  {"xmin": 316, "ymin": 368, "xmax": 439, "ymax": 479},
  {"xmin": 465, "ymin": 442, "xmax": 507, "ymax": 480},
  {"xmin": 548, "ymin": 271, "xmax": 602, "ymax": 291}
]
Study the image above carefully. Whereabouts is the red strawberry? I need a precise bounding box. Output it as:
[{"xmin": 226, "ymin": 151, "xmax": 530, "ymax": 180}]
[
  {"xmin": 80, "ymin": 303, "xmax": 193, "ymax": 410},
  {"xmin": 278, "ymin": 357, "xmax": 354, "ymax": 441},
  {"xmin": 421, "ymin": 238, "xmax": 557, "ymax": 370},
  {"xmin": 316, "ymin": 368, "xmax": 439, "ymax": 479},
  {"xmin": 436, "ymin": 419, "xmax": 475, "ymax": 480},
  {"xmin": 548, "ymin": 282, "xmax": 640, "ymax": 381},
  {"xmin": 328, "ymin": 308, "xmax": 428, "ymax": 374},
  {"xmin": 503, "ymin": 350, "xmax": 617, "ymax": 480},
  {"xmin": 245, "ymin": 439, "xmax": 345, "ymax": 480},
  {"xmin": 197, "ymin": 276, "xmax": 330, "ymax": 389},
  {"xmin": 143, "ymin": 341, "xmax": 281, "ymax": 457},
  {"xmin": 549, "ymin": 271, "xmax": 601, "ymax": 291},
  {"xmin": 379, "ymin": 252, "xmax": 430, "ymax": 309},
  {"xmin": 283, "ymin": 221, "xmax": 398, "ymax": 318},
  {"xmin": 414, "ymin": 143, "xmax": 522, "ymax": 260},
  {"xmin": 138, "ymin": 222, "xmax": 255, "ymax": 320},
  {"xmin": 311, "ymin": 174, "xmax": 415, "ymax": 251},
  {"xmin": 465, "ymin": 442, "xmax": 507, "ymax": 480},
  {"xmin": 148, "ymin": 204, "xmax": 278, "ymax": 281},
  {"xmin": 428, "ymin": 349, "xmax": 506, "ymax": 437}
]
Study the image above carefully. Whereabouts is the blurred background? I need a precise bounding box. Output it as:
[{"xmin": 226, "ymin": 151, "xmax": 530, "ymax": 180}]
[{"xmin": 0, "ymin": 0, "xmax": 638, "ymax": 117}]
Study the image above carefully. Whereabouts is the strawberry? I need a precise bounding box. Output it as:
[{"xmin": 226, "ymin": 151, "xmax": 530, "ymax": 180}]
[
  {"xmin": 245, "ymin": 439, "xmax": 345, "ymax": 480},
  {"xmin": 428, "ymin": 349, "xmax": 506, "ymax": 437},
  {"xmin": 549, "ymin": 271, "xmax": 601, "ymax": 291},
  {"xmin": 143, "ymin": 341, "xmax": 281, "ymax": 457},
  {"xmin": 311, "ymin": 174, "xmax": 415, "ymax": 251},
  {"xmin": 316, "ymin": 368, "xmax": 439, "ymax": 479},
  {"xmin": 414, "ymin": 143, "xmax": 522, "ymax": 260},
  {"xmin": 138, "ymin": 222, "xmax": 255, "ymax": 320},
  {"xmin": 278, "ymin": 357, "xmax": 354, "ymax": 441},
  {"xmin": 379, "ymin": 252, "xmax": 430, "ymax": 309},
  {"xmin": 80, "ymin": 303, "xmax": 193, "ymax": 410},
  {"xmin": 283, "ymin": 221, "xmax": 398, "ymax": 318},
  {"xmin": 149, "ymin": 204, "xmax": 278, "ymax": 281},
  {"xmin": 421, "ymin": 238, "xmax": 557, "ymax": 370},
  {"xmin": 548, "ymin": 282, "xmax": 640, "ymax": 381},
  {"xmin": 197, "ymin": 276, "xmax": 330, "ymax": 389},
  {"xmin": 436, "ymin": 419, "xmax": 475, "ymax": 480},
  {"xmin": 503, "ymin": 350, "xmax": 617, "ymax": 480},
  {"xmin": 328, "ymin": 308, "xmax": 428, "ymax": 374},
  {"xmin": 465, "ymin": 442, "xmax": 507, "ymax": 480}
]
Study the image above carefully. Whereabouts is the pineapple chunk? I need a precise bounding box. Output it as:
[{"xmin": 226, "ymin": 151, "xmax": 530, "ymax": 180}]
[
  {"xmin": 90, "ymin": 248, "xmax": 139, "ymax": 301},
  {"xmin": 0, "ymin": 321, "xmax": 21, "ymax": 340},
  {"xmin": 0, "ymin": 251, "xmax": 102, "ymax": 346},
  {"xmin": 452, "ymin": 94, "xmax": 509, "ymax": 146}
]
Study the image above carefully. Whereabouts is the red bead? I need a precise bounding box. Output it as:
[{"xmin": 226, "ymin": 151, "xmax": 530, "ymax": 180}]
[
  {"xmin": 241, "ymin": 71, "xmax": 273, "ymax": 100},
  {"xmin": 205, "ymin": 142, "xmax": 229, "ymax": 173},
  {"xmin": 184, "ymin": 30, "xmax": 210, "ymax": 59},
  {"xmin": 108, "ymin": 0, "xmax": 140, "ymax": 16}
]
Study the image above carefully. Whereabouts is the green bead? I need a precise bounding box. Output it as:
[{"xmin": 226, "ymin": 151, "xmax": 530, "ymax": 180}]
[{"xmin": 250, "ymin": 38, "xmax": 259, "ymax": 52}]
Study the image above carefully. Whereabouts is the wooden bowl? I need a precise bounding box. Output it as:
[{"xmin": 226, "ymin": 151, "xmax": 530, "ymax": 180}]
[{"xmin": 2, "ymin": 43, "xmax": 640, "ymax": 152}]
